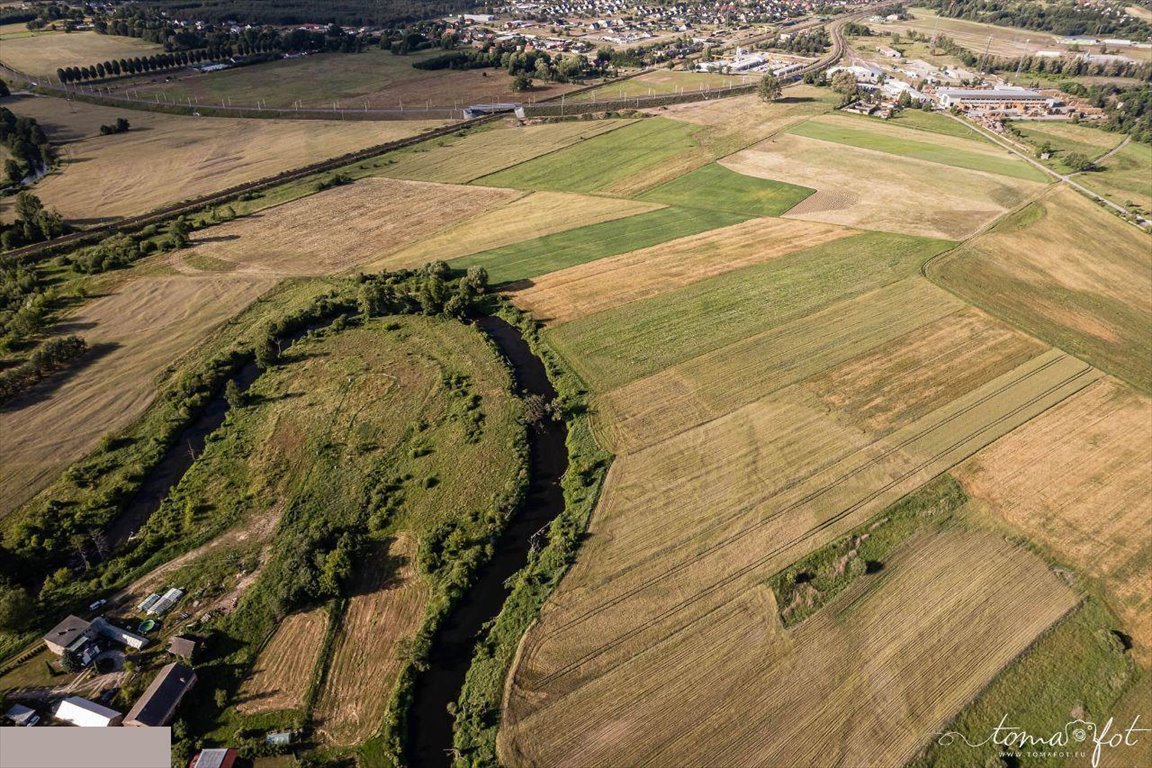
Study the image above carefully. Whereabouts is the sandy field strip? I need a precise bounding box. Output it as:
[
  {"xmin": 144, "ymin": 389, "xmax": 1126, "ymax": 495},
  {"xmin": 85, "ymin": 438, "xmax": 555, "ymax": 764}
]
[
  {"xmin": 507, "ymin": 350, "xmax": 1098, "ymax": 703},
  {"xmin": 0, "ymin": 274, "xmax": 275, "ymax": 516},
  {"xmin": 377, "ymin": 120, "xmax": 633, "ymax": 184},
  {"xmin": 928, "ymin": 186, "xmax": 1152, "ymax": 392},
  {"xmin": 373, "ymin": 191, "xmax": 664, "ymax": 270},
  {"xmin": 722, "ymin": 132, "xmax": 1045, "ymax": 239},
  {"xmin": 182, "ymin": 177, "xmax": 522, "ymax": 276},
  {"xmin": 0, "ymin": 95, "xmax": 444, "ymax": 222},
  {"xmin": 958, "ymin": 378, "xmax": 1152, "ymax": 662},
  {"xmin": 512, "ymin": 217, "xmax": 852, "ymax": 324},
  {"xmin": 501, "ymin": 528, "xmax": 1077, "ymax": 767},
  {"xmin": 314, "ymin": 536, "xmax": 429, "ymax": 746},
  {"xmin": 802, "ymin": 306, "xmax": 1049, "ymax": 436},
  {"xmin": 237, "ymin": 609, "xmax": 328, "ymax": 714}
]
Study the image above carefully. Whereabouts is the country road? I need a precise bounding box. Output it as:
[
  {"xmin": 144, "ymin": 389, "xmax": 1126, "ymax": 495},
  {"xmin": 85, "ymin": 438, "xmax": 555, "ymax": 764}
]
[{"xmin": 945, "ymin": 113, "xmax": 1149, "ymax": 228}]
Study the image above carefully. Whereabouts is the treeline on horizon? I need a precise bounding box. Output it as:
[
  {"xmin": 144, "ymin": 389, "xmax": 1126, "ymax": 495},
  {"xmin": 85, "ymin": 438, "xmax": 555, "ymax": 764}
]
[
  {"xmin": 135, "ymin": 0, "xmax": 473, "ymax": 27},
  {"xmin": 921, "ymin": 0, "xmax": 1152, "ymax": 39}
]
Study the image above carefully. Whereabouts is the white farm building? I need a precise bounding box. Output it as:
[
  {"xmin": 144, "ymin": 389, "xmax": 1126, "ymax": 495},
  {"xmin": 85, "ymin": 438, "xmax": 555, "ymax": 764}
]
[{"xmin": 54, "ymin": 697, "xmax": 123, "ymax": 727}]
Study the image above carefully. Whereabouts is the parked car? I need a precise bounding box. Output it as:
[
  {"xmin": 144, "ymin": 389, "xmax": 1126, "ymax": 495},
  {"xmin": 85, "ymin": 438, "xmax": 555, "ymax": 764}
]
[{"xmin": 88, "ymin": 599, "xmax": 107, "ymax": 612}]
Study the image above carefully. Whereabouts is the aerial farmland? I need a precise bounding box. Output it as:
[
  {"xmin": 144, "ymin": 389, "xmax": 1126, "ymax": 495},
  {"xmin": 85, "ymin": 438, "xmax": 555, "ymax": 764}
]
[{"xmin": 0, "ymin": 1, "xmax": 1149, "ymax": 768}]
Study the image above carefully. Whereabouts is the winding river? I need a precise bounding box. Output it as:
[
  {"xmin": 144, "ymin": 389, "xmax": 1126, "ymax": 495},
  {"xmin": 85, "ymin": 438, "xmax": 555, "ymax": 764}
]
[{"xmin": 406, "ymin": 316, "xmax": 569, "ymax": 768}]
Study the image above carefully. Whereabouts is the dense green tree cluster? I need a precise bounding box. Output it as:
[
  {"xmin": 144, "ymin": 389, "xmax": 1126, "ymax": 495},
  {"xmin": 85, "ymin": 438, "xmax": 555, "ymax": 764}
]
[
  {"xmin": 0, "ymin": 262, "xmax": 46, "ymax": 348},
  {"xmin": 0, "ymin": 108, "xmax": 52, "ymax": 189},
  {"xmin": 19, "ymin": 2, "xmax": 80, "ymax": 30},
  {"xmin": 1086, "ymin": 83, "xmax": 1152, "ymax": 142},
  {"xmin": 922, "ymin": 0, "xmax": 1151, "ymax": 39},
  {"xmin": 0, "ymin": 334, "xmax": 88, "ymax": 405},
  {"xmin": 413, "ymin": 42, "xmax": 595, "ymax": 83},
  {"xmin": 771, "ymin": 27, "xmax": 831, "ymax": 55},
  {"xmin": 0, "ymin": 193, "xmax": 66, "ymax": 251}
]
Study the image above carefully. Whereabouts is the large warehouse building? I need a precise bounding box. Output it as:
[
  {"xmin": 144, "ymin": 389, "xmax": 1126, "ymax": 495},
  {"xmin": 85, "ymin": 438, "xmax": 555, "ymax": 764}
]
[{"xmin": 936, "ymin": 87, "xmax": 1058, "ymax": 110}]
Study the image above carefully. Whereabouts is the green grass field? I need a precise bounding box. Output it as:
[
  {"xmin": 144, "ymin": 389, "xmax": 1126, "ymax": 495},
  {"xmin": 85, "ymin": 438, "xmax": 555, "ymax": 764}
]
[
  {"xmin": 546, "ymin": 231, "xmax": 956, "ymax": 391},
  {"xmin": 451, "ymin": 206, "xmax": 747, "ymax": 285},
  {"xmin": 872, "ymin": 109, "xmax": 987, "ymax": 141},
  {"xmin": 789, "ymin": 118, "xmax": 1050, "ymax": 182},
  {"xmin": 1013, "ymin": 122, "xmax": 1125, "ymax": 161},
  {"xmin": 909, "ymin": 598, "xmax": 1136, "ymax": 768},
  {"xmin": 637, "ymin": 163, "xmax": 815, "ymax": 217},
  {"xmin": 474, "ymin": 118, "xmax": 703, "ymax": 193},
  {"xmin": 1080, "ymin": 140, "xmax": 1152, "ymax": 213}
]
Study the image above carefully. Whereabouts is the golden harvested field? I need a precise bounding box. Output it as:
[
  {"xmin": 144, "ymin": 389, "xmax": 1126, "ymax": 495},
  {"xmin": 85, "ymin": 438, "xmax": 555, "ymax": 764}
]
[
  {"xmin": 505, "ymin": 349, "xmax": 1096, "ymax": 719},
  {"xmin": 314, "ymin": 537, "xmax": 429, "ymax": 747},
  {"xmin": 0, "ymin": 95, "xmax": 445, "ymax": 222},
  {"xmin": 376, "ymin": 120, "xmax": 634, "ymax": 184},
  {"xmin": 500, "ymin": 528, "xmax": 1077, "ymax": 767},
  {"xmin": 593, "ymin": 278, "xmax": 966, "ymax": 453},
  {"xmin": 237, "ymin": 609, "xmax": 328, "ymax": 714},
  {"xmin": 180, "ymin": 178, "xmax": 522, "ymax": 277},
  {"xmin": 722, "ymin": 133, "xmax": 1045, "ymax": 239},
  {"xmin": 0, "ymin": 274, "xmax": 275, "ymax": 517},
  {"xmin": 511, "ymin": 217, "xmax": 852, "ymax": 324},
  {"xmin": 928, "ymin": 187, "xmax": 1152, "ymax": 392},
  {"xmin": 0, "ymin": 31, "xmax": 161, "ymax": 75},
  {"xmin": 374, "ymin": 191, "xmax": 664, "ymax": 270},
  {"xmin": 801, "ymin": 306, "xmax": 1048, "ymax": 437},
  {"xmin": 958, "ymin": 378, "xmax": 1152, "ymax": 662}
]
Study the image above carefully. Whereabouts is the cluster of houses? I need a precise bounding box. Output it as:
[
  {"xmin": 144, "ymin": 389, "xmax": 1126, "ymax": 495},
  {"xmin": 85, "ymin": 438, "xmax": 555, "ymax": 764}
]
[{"xmin": 3, "ymin": 585, "xmax": 204, "ymax": 732}]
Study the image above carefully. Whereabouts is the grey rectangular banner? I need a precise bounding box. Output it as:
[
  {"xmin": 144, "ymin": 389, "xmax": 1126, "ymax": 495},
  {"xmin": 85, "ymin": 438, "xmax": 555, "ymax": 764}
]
[{"xmin": 0, "ymin": 727, "xmax": 171, "ymax": 768}]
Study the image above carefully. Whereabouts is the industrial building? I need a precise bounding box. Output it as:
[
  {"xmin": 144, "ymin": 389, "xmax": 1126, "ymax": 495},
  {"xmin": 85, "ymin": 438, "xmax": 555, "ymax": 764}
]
[{"xmin": 935, "ymin": 87, "xmax": 1057, "ymax": 111}]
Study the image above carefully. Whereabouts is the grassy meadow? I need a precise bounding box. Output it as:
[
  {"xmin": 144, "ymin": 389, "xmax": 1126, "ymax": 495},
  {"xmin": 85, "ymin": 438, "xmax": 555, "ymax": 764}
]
[
  {"xmin": 637, "ymin": 162, "xmax": 814, "ymax": 216},
  {"xmin": 475, "ymin": 117, "xmax": 704, "ymax": 193},
  {"xmin": 451, "ymin": 206, "xmax": 748, "ymax": 285}
]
